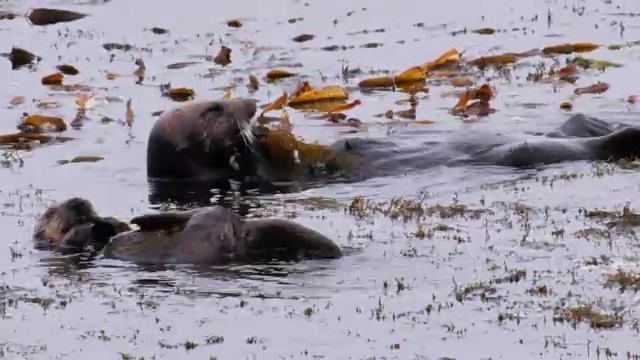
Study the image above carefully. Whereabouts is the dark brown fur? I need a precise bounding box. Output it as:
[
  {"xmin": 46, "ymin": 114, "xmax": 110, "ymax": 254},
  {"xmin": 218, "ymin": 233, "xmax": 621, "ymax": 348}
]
[
  {"xmin": 34, "ymin": 198, "xmax": 342, "ymax": 265},
  {"xmin": 146, "ymin": 98, "xmax": 258, "ymax": 181},
  {"xmin": 33, "ymin": 197, "xmax": 131, "ymax": 255},
  {"xmin": 103, "ymin": 206, "xmax": 342, "ymax": 265}
]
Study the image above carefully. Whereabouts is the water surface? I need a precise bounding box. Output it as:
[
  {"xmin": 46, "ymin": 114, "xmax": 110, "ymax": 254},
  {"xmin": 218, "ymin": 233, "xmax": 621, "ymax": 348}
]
[{"xmin": 2, "ymin": 0, "xmax": 640, "ymax": 359}]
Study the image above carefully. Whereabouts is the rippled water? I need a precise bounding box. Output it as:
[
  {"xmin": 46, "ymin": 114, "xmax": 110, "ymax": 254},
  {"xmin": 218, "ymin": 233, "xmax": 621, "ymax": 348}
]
[{"xmin": 2, "ymin": 0, "xmax": 640, "ymax": 359}]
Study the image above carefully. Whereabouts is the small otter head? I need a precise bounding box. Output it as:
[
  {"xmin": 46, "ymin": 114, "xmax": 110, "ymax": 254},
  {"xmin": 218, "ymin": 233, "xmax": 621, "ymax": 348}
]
[
  {"xmin": 34, "ymin": 197, "xmax": 99, "ymax": 250},
  {"xmin": 58, "ymin": 216, "xmax": 131, "ymax": 255},
  {"xmin": 33, "ymin": 197, "xmax": 131, "ymax": 255}
]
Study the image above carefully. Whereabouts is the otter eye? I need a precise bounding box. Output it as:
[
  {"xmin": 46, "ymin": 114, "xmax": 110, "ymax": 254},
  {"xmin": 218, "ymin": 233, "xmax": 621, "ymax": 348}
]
[{"xmin": 208, "ymin": 104, "xmax": 224, "ymax": 114}]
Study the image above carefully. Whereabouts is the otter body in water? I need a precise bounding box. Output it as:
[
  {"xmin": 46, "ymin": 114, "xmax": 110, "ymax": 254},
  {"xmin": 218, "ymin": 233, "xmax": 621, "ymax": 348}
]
[
  {"xmin": 33, "ymin": 197, "xmax": 342, "ymax": 265},
  {"xmin": 145, "ymin": 99, "xmax": 640, "ymax": 198}
]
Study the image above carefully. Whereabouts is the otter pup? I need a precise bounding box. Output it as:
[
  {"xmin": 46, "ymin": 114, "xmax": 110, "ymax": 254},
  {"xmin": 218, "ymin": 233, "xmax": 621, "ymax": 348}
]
[
  {"xmin": 33, "ymin": 197, "xmax": 342, "ymax": 265},
  {"xmin": 33, "ymin": 197, "xmax": 131, "ymax": 255}
]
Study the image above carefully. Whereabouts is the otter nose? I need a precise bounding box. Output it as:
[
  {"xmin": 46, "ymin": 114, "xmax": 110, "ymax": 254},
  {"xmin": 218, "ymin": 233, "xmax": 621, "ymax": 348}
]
[{"xmin": 243, "ymin": 98, "xmax": 258, "ymax": 119}]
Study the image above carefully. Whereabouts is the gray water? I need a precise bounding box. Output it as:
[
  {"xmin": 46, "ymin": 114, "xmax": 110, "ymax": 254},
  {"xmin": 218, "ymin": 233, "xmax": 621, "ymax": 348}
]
[{"xmin": 2, "ymin": 0, "xmax": 640, "ymax": 359}]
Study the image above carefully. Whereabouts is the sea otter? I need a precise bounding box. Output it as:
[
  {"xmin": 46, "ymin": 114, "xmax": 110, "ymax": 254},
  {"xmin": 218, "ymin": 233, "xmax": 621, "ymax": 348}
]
[
  {"xmin": 33, "ymin": 197, "xmax": 342, "ymax": 265},
  {"xmin": 146, "ymin": 99, "xmax": 640, "ymax": 194}
]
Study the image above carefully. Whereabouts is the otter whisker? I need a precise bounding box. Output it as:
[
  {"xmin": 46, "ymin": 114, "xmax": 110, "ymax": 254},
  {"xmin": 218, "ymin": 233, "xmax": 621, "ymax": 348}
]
[{"xmin": 234, "ymin": 115, "xmax": 255, "ymax": 151}]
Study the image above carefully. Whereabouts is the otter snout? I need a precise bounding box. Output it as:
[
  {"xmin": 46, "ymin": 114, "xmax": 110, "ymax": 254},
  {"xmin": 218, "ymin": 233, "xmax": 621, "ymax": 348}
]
[{"xmin": 230, "ymin": 98, "xmax": 258, "ymax": 123}]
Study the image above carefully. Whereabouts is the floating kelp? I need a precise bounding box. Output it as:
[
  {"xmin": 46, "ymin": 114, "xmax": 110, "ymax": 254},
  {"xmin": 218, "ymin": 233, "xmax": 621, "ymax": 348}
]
[{"xmin": 27, "ymin": 8, "xmax": 88, "ymax": 26}]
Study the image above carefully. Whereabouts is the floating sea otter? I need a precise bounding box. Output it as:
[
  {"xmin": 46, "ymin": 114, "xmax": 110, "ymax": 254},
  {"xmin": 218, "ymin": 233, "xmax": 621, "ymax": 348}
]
[
  {"xmin": 34, "ymin": 197, "xmax": 342, "ymax": 265},
  {"xmin": 145, "ymin": 98, "xmax": 640, "ymax": 194}
]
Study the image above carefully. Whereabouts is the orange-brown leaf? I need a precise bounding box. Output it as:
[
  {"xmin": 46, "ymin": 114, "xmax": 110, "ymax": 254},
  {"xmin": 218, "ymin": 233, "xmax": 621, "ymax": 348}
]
[
  {"xmin": 56, "ymin": 64, "xmax": 79, "ymax": 75},
  {"xmin": 41, "ymin": 73, "xmax": 63, "ymax": 86},
  {"xmin": 227, "ymin": 19, "xmax": 243, "ymax": 28},
  {"xmin": 36, "ymin": 101, "xmax": 62, "ymax": 109},
  {"xmin": 75, "ymin": 93, "xmax": 94, "ymax": 109},
  {"xmin": 58, "ymin": 156, "xmax": 105, "ymax": 165},
  {"xmin": 574, "ymin": 82, "xmax": 609, "ymax": 95},
  {"xmin": 560, "ymin": 102, "xmax": 573, "ymax": 111},
  {"xmin": 357, "ymin": 75, "xmax": 395, "ymax": 89},
  {"xmin": 419, "ymin": 48, "xmax": 462, "ymax": 73},
  {"xmin": 167, "ymin": 87, "xmax": 196, "ymax": 102},
  {"xmin": 0, "ymin": 132, "xmax": 73, "ymax": 145},
  {"xmin": 291, "ymin": 81, "xmax": 314, "ymax": 99},
  {"xmin": 358, "ymin": 66, "xmax": 426, "ymax": 89},
  {"xmin": 20, "ymin": 114, "xmax": 67, "ymax": 132},
  {"xmin": 557, "ymin": 64, "xmax": 578, "ymax": 76},
  {"xmin": 453, "ymin": 84, "xmax": 493, "ymax": 112},
  {"xmin": 266, "ymin": 69, "xmax": 297, "ymax": 81},
  {"xmin": 214, "ymin": 45, "xmax": 232, "ymax": 66},
  {"xmin": 470, "ymin": 54, "xmax": 517, "ymax": 69},
  {"xmin": 9, "ymin": 96, "xmax": 25, "ymax": 106},
  {"xmin": 453, "ymin": 101, "xmax": 495, "ymax": 117},
  {"xmin": 542, "ymin": 43, "xmax": 600, "ymax": 55},
  {"xmin": 410, "ymin": 119, "xmax": 436, "ymax": 125},
  {"xmin": 125, "ymin": 98, "xmax": 134, "ymax": 126},
  {"xmin": 328, "ymin": 99, "xmax": 362, "ymax": 113},
  {"xmin": 27, "ymin": 8, "xmax": 87, "ymax": 26},
  {"xmin": 261, "ymin": 92, "xmax": 288, "ymax": 115},
  {"xmin": 450, "ymin": 77, "xmax": 474, "ymax": 87},
  {"xmin": 106, "ymin": 72, "xmax": 122, "ymax": 80}
]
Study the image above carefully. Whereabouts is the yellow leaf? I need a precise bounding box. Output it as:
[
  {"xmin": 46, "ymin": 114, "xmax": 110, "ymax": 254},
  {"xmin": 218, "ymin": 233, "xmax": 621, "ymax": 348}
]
[
  {"xmin": 419, "ymin": 48, "xmax": 461, "ymax": 73},
  {"xmin": 288, "ymin": 85, "xmax": 349, "ymax": 105},
  {"xmin": 358, "ymin": 66, "xmax": 426, "ymax": 89}
]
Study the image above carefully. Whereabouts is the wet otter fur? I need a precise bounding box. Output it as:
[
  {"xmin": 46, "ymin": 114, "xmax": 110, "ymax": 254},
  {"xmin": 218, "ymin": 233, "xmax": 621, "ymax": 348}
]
[
  {"xmin": 33, "ymin": 197, "xmax": 131, "ymax": 255},
  {"xmin": 145, "ymin": 101, "xmax": 640, "ymax": 204},
  {"xmin": 33, "ymin": 197, "xmax": 342, "ymax": 265},
  {"xmin": 146, "ymin": 98, "xmax": 259, "ymax": 182},
  {"xmin": 104, "ymin": 206, "xmax": 342, "ymax": 265}
]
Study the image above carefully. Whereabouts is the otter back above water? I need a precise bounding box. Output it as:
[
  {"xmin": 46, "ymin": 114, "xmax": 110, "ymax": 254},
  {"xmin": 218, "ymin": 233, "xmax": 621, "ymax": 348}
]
[
  {"xmin": 33, "ymin": 198, "xmax": 342, "ymax": 266},
  {"xmin": 102, "ymin": 206, "xmax": 342, "ymax": 265}
]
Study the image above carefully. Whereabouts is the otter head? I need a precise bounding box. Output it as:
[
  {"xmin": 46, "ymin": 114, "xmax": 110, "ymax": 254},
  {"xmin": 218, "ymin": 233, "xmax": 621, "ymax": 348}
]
[
  {"xmin": 193, "ymin": 98, "xmax": 259, "ymax": 177},
  {"xmin": 33, "ymin": 197, "xmax": 131, "ymax": 255},
  {"xmin": 595, "ymin": 126, "xmax": 640, "ymax": 162}
]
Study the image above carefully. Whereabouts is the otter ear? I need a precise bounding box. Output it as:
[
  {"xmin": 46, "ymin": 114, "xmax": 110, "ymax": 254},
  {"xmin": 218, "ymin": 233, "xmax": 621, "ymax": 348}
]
[{"xmin": 344, "ymin": 140, "xmax": 353, "ymax": 151}]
